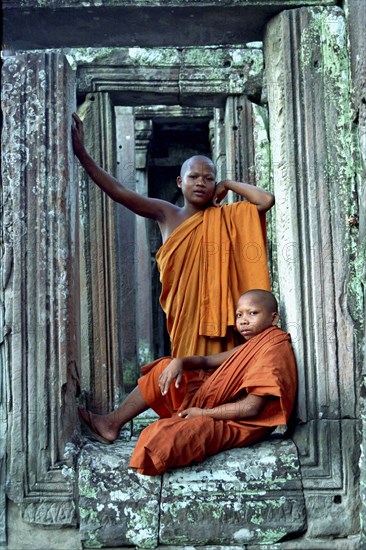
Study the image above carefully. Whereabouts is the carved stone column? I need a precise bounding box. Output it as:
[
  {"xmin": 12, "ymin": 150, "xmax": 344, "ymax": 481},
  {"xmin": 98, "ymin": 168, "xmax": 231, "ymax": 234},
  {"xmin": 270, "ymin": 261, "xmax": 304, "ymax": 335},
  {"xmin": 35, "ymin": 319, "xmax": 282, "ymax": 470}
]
[
  {"xmin": 135, "ymin": 118, "xmax": 154, "ymax": 368},
  {"xmin": 224, "ymin": 96, "xmax": 247, "ymax": 184},
  {"xmin": 115, "ymin": 107, "xmax": 138, "ymax": 393},
  {"xmin": 346, "ymin": 0, "xmax": 366, "ymax": 540},
  {"xmin": 224, "ymin": 95, "xmax": 269, "ymax": 189},
  {"xmin": 2, "ymin": 52, "xmax": 79, "ymax": 529},
  {"xmin": 222, "ymin": 95, "xmax": 276, "ymax": 288},
  {"xmin": 78, "ymin": 92, "xmax": 124, "ymax": 413},
  {"xmin": 251, "ymin": 103, "xmax": 278, "ymax": 294},
  {"xmin": 210, "ymin": 108, "xmax": 226, "ymax": 181},
  {"xmin": 265, "ymin": 6, "xmax": 361, "ymax": 537}
]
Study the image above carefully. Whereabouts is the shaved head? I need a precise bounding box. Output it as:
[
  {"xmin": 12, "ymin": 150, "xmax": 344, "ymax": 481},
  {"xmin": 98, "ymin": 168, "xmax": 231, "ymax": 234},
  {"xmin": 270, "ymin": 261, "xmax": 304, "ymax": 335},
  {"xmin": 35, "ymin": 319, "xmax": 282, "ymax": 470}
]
[
  {"xmin": 239, "ymin": 289, "xmax": 278, "ymax": 313},
  {"xmin": 180, "ymin": 155, "xmax": 217, "ymax": 178}
]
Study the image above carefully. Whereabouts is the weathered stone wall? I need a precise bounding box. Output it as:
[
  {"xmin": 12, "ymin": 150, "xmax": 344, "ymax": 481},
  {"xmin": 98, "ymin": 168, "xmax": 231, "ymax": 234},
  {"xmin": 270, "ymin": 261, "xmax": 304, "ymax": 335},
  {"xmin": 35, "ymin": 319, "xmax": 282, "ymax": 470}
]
[
  {"xmin": 345, "ymin": 0, "xmax": 366, "ymax": 545},
  {"xmin": 1, "ymin": 1, "xmax": 365, "ymax": 548},
  {"xmin": 265, "ymin": 4, "xmax": 362, "ymax": 539},
  {"xmin": 1, "ymin": 51, "xmax": 80, "ymax": 540}
]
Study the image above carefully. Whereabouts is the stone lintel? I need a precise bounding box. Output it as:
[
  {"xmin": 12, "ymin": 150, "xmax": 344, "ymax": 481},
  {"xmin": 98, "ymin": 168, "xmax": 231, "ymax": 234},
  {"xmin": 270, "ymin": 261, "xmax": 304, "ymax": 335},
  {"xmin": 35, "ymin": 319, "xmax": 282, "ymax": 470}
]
[
  {"xmin": 160, "ymin": 439, "xmax": 305, "ymax": 546},
  {"xmin": 3, "ymin": 1, "xmax": 337, "ymax": 51},
  {"xmin": 73, "ymin": 46, "xmax": 263, "ymax": 107},
  {"xmin": 134, "ymin": 104, "xmax": 213, "ymax": 121}
]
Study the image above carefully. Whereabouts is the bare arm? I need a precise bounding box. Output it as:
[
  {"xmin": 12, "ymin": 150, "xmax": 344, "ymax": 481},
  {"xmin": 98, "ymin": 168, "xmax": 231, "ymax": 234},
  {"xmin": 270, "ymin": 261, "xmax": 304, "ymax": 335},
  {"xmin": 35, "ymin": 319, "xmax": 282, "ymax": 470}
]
[
  {"xmin": 72, "ymin": 113, "xmax": 174, "ymax": 222},
  {"xmin": 158, "ymin": 347, "xmax": 240, "ymax": 395},
  {"xmin": 213, "ymin": 179, "xmax": 275, "ymax": 213},
  {"xmin": 179, "ymin": 393, "xmax": 268, "ymax": 420}
]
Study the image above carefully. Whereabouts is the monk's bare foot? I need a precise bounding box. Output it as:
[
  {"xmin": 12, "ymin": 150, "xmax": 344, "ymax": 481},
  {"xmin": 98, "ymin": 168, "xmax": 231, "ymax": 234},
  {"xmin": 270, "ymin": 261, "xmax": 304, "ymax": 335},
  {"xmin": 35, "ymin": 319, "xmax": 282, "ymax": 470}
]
[{"xmin": 78, "ymin": 407, "xmax": 120, "ymax": 444}]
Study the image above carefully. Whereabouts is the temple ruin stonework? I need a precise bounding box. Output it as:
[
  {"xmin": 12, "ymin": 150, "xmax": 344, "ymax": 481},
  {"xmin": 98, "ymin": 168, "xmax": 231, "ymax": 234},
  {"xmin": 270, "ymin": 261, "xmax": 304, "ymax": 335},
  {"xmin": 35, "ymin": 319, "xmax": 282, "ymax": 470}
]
[{"xmin": 1, "ymin": 1, "xmax": 365, "ymax": 549}]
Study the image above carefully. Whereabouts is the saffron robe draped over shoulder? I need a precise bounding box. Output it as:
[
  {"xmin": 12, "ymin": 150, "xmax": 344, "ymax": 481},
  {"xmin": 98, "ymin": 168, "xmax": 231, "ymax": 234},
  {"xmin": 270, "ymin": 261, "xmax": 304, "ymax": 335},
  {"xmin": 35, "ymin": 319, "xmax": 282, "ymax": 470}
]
[
  {"xmin": 129, "ymin": 326, "xmax": 297, "ymax": 476},
  {"xmin": 156, "ymin": 201, "xmax": 270, "ymax": 357}
]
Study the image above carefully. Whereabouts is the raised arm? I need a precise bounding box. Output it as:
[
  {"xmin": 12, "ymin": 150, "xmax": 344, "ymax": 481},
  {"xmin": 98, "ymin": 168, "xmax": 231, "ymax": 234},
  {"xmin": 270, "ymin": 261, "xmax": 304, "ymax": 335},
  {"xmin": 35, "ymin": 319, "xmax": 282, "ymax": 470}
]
[
  {"xmin": 72, "ymin": 113, "xmax": 173, "ymax": 222},
  {"xmin": 213, "ymin": 179, "xmax": 275, "ymax": 213}
]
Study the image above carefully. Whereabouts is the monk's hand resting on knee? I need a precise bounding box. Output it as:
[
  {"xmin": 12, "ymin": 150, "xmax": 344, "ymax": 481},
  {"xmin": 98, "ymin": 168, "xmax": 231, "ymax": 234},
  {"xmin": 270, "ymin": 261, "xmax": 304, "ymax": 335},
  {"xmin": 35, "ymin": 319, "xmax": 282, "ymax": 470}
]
[
  {"xmin": 179, "ymin": 407, "xmax": 204, "ymax": 419},
  {"xmin": 158, "ymin": 358, "xmax": 183, "ymax": 395}
]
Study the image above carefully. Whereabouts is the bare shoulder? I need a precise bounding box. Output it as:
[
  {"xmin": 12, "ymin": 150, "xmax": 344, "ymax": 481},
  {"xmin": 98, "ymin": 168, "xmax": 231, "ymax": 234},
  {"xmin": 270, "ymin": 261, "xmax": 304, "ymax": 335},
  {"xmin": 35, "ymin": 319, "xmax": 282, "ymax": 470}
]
[{"xmin": 158, "ymin": 204, "xmax": 193, "ymax": 243}]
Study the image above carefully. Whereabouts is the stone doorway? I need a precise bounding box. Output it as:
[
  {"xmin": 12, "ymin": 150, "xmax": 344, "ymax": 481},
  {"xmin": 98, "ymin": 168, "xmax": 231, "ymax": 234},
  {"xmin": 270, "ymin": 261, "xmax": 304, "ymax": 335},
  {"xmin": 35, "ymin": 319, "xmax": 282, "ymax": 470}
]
[
  {"xmin": 2, "ymin": 2, "xmax": 365, "ymax": 548},
  {"xmin": 75, "ymin": 46, "xmax": 269, "ymax": 410}
]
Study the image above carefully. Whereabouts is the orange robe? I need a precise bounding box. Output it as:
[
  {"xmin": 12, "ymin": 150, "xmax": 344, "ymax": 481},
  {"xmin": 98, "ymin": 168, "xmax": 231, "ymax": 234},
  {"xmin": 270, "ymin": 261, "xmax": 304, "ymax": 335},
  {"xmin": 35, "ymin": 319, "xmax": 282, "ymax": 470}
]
[
  {"xmin": 129, "ymin": 327, "xmax": 297, "ymax": 475},
  {"xmin": 156, "ymin": 202, "xmax": 270, "ymax": 357}
]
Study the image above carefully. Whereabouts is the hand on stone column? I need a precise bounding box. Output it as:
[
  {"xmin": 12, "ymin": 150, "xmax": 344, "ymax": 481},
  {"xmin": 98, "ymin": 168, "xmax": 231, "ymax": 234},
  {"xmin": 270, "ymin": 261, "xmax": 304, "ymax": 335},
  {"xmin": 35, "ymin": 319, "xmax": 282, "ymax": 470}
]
[{"xmin": 71, "ymin": 112, "xmax": 86, "ymax": 158}]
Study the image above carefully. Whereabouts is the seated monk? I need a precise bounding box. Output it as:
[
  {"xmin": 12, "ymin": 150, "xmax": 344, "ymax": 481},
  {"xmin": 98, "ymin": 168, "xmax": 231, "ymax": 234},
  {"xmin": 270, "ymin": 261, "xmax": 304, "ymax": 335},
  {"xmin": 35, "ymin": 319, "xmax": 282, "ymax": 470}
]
[{"xmin": 78, "ymin": 289, "xmax": 298, "ymax": 476}]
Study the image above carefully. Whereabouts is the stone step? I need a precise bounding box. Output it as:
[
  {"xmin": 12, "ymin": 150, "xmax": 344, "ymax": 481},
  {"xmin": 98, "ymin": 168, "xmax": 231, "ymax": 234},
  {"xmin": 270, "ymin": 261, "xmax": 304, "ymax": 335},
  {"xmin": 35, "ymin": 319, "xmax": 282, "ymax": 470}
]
[{"xmin": 77, "ymin": 436, "xmax": 306, "ymax": 548}]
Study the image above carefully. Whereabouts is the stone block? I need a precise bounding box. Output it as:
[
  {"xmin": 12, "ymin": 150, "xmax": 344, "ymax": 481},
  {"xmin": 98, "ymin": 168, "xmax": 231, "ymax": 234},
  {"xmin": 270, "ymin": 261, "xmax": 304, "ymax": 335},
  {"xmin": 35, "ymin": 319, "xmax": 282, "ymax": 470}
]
[
  {"xmin": 293, "ymin": 419, "xmax": 360, "ymax": 537},
  {"xmin": 77, "ymin": 438, "xmax": 305, "ymax": 548},
  {"xmin": 132, "ymin": 409, "xmax": 159, "ymax": 438},
  {"xmin": 159, "ymin": 438, "xmax": 306, "ymax": 546},
  {"xmin": 78, "ymin": 441, "xmax": 161, "ymax": 549},
  {"xmin": 3, "ymin": 2, "xmax": 336, "ymax": 51}
]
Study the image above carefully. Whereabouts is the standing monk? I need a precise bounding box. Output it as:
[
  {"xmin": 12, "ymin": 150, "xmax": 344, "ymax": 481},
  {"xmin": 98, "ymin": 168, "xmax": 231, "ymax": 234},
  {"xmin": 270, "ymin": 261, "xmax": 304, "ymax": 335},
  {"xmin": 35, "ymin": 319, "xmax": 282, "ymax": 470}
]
[{"xmin": 72, "ymin": 113, "xmax": 275, "ymax": 357}]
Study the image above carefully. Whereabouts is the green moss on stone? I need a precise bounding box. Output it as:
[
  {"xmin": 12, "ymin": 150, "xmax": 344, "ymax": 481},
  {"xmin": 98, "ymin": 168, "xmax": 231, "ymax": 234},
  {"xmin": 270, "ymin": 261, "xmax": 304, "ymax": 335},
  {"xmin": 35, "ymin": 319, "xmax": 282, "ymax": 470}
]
[
  {"xmin": 83, "ymin": 537, "xmax": 103, "ymax": 549},
  {"xmin": 259, "ymin": 527, "xmax": 288, "ymax": 543},
  {"xmin": 128, "ymin": 47, "xmax": 180, "ymax": 66},
  {"xmin": 79, "ymin": 507, "xmax": 100, "ymax": 522},
  {"xmin": 65, "ymin": 47, "xmax": 118, "ymax": 69},
  {"xmin": 301, "ymin": 7, "xmax": 364, "ymax": 354}
]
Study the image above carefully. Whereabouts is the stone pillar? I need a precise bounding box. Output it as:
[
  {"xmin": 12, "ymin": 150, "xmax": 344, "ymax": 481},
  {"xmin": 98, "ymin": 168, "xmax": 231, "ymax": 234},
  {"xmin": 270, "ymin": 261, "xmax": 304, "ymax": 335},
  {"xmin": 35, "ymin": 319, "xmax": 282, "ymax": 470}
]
[
  {"xmin": 251, "ymin": 103, "xmax": 278, "ymax": 294},
  {"xmin": 222, "ymin": 95, "xmax": 276, "ymax": 288},
  {"xmin": 225, "ymin": 96, "xmax": 245, "ymax": 186},
  {"xmin": 115, "ymin": 107, "xmax": 138, "ymax": 393},
  {"xmin": 346, "ymin": 0, "xmax": 366, "ymax": 541},
  {"xmin": 223, "ymin": 95, "xmax": 269, "ymax": 187},
  {"xmin": 78, "ymin": 93, "xmax": 123, "ymax": 413},
  {"xmin": 211, "ymin": 108, "xmax": 226, "ymax": 181},
  {"xmin": 135, "ymin": 118, "xmax": 154, "ymax": 368},
  {"xmin": 265, "ymin": 6, "xmax": 361, "ymax": 537},
  {"xmin": 1, "ymin": 52, "xmax": 79, "ymax": 529}
]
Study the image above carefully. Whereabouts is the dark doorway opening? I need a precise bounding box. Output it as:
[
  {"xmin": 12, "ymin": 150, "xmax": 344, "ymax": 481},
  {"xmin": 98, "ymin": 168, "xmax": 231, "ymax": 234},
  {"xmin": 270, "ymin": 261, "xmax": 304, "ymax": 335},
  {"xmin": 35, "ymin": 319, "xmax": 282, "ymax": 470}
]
[{"xmin": 146, "ymin": 114, "xmax": 212, "ymax": 357}]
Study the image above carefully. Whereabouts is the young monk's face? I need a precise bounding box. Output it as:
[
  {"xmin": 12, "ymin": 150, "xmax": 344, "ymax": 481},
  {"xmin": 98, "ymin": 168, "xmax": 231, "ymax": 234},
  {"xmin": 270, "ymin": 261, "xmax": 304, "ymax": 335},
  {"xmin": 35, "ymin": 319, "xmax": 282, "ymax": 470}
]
[
  {"xmin": 235, "ymin": 295, "xmax": 278, "ymax": 341},
  {"xmin": 177, "ymin": 159, "xmax": 216, "ymax": 206}
]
